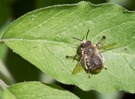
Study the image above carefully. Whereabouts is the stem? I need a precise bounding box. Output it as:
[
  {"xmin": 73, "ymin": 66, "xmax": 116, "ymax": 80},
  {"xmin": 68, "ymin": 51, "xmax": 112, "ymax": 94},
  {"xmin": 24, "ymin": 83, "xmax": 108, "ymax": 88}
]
[{"xmin": 0, "ymin": 79, "xmax": 8, "ymax": 90}]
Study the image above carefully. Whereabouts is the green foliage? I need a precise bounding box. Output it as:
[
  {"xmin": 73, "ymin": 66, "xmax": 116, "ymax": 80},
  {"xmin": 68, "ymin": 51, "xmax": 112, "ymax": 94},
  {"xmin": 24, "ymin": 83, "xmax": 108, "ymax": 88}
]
[
  {"xmin": 0, "ymin": 0, "xmax": 11, "ymax": 59},
  {"xmin": 0, "ymin": 0, "xmax": 12, "ymax": 29},
  {"xmin": 0, "ymin": 88, "xmax": 3, "ymax": 99},
  {"xmin": 1, "ymin": 1, "xmax": 135, "ymax": 94},
  {"xmin": 3, "ymin": 82, "xmax": 79, "ymax": 99}
]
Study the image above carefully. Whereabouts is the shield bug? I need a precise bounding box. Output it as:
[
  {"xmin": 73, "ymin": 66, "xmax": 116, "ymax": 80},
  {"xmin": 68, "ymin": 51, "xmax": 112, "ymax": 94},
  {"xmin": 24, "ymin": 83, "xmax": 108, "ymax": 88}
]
[{"xmin": 66, "ymin": 30, "xmax": 108, "ymax": 77}]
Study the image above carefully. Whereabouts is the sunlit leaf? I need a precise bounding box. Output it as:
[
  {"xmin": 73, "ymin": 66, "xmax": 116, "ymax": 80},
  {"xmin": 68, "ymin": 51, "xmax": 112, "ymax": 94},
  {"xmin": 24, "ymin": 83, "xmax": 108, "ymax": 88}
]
[{"xmin": 1, "ymin": 1, "xmax": 135, "ymax": 93}]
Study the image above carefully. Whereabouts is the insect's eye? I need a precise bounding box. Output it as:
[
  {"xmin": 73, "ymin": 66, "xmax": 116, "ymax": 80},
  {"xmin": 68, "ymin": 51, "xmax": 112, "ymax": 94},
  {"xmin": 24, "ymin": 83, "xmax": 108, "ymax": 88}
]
[
  {"xmin": 81, "ymin": 44, "xmax": 86, "ymax": 47},
  {"xmin": 87, "ymin": 41, "xmax": 91, "ymax": 44}
]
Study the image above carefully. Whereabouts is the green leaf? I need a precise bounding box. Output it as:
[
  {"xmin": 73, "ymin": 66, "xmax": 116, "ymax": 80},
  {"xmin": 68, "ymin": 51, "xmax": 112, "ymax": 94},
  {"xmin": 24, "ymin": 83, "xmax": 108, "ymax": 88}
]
[
  {"xmin": 1, "ymin": 1, "xmax": 135, "ymax": 93},
  {"xmin": 0, "ymin": 60, "xmax": 15, "ymax": 85},
  {"xmin": 0, "ymin": 87, "xmax": 3, "ymax": 99},
  {"xmin": 3, "ymin": 82, "xmax": 79, "ymax": 99}
]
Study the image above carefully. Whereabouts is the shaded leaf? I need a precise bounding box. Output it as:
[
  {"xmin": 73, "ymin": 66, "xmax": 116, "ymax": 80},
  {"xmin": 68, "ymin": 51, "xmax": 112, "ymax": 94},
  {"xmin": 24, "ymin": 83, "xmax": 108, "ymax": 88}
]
[{"xmin": 3, "ymin": 82, "xmax": 79, "ymax": 99}]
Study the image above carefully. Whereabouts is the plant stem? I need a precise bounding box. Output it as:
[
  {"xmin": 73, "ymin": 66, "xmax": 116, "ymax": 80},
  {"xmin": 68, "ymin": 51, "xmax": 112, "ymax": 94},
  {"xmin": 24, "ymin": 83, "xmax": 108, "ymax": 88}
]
[{"xmin": 0, "ymin": 79, "xmax": 8, "ymax": 90}]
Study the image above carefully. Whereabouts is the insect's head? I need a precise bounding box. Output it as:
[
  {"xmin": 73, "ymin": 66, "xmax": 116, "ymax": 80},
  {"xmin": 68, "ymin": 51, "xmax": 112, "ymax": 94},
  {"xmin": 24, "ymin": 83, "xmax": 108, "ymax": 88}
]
[
  {"xmin": 81, "ymin": 40, "xmax": 91, "ymax": 48},
  {"xmin": 73, "ymin": 30, "xmax": 91, "ymax": 48}
]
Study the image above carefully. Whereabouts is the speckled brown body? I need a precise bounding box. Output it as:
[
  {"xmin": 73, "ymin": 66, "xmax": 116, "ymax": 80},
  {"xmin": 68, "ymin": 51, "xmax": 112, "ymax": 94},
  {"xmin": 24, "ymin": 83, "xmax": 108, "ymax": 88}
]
[
  {"xmin": 66, "ymin": 30, "xmax": 106, "ymax": 75},
  {"xmin": 80, "ymin": 40, "xmax": 104, "ymax": 73}
]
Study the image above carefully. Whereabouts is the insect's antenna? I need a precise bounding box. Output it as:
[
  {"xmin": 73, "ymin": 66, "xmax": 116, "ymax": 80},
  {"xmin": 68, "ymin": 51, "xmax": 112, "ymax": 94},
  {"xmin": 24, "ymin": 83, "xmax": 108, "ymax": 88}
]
[
  {"xmin": 81, "ymin": 36, "xmax": 85, "ymax": 41},
  {"xmin": 72, "ymin": 37, "xmax": 82, "ymax": 41},
  {"xmin": 86, "ymin": 29, "xmax": 90, "ymax": 40}
]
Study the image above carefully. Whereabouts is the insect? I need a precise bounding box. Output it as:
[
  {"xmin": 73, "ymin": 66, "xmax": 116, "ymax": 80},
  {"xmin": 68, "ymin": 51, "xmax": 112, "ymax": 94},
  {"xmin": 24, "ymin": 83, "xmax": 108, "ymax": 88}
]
[{"xmin": 66, "ymin": 30, "xmax": 108, "ymax": 77}]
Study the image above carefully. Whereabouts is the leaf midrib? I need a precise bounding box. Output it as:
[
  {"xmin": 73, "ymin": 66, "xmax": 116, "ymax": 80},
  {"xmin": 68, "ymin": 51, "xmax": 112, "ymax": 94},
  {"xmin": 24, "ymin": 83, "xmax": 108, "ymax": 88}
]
[{"xmin": 3, "ymin": 38, "xmax": 135, "ymax": 58}]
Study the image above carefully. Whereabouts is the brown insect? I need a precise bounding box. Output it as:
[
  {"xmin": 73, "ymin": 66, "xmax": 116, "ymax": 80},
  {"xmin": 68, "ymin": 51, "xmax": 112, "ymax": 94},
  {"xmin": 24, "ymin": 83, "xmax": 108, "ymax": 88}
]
[{"xmin": 66, "ymin": 30, "xmax": 109, "ymax": 77}]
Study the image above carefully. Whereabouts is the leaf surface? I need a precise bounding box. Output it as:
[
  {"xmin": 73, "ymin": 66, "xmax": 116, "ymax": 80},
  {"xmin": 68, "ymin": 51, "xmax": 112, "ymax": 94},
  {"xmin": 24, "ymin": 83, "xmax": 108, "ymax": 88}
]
[
  {"xmin": 3, "ymin": 82, "xmax": 79, "ymax": 99},
  {"xmin": 2, "ymin": 1, "xmax": 135, "ymax": 93}
]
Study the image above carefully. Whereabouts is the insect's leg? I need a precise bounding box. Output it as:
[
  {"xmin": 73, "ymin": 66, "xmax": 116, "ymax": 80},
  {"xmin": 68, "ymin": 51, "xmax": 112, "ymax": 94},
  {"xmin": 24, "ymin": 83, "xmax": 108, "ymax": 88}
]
[
  {"xmin": 66, "ymin": 54, "xmax": 80, "ymax": 61},
  {"xmin": 84, "ymin": 58, "xmax": 91, "ymax": 78},
  {"xmin": 104, "ymin": 66, "xmax": 107, "ymax": 70},
  {"xmin": 84, "ymin": 59, "xmax": 88, "ymax": 70},
  {"xmin": 66, "ymin": 55, "xmax": 74, "ymax": 59},
  {"xmin": 87, "ymin": 69, "xmax": 90, "ymax": 78}
]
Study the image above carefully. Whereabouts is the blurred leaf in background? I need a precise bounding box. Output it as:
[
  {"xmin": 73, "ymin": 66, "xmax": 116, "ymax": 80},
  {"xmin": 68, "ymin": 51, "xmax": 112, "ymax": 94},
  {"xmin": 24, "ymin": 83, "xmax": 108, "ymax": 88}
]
[
  {"xmin": 0, "ymin": 87, "xmax": 3, "ymax": 99},
  {"xmin": 3, "ymin": 82, "xmax": 79, "ymax": 99},
  {"xmin": 0, "ymin": 0, "xmax": 15, "ymax": 86},
  {"xmin": 0, "ymin": 0, "xmax": 12, "ymax": 59},
  {"xmin": 107, "ymin": 0, "xmax": 135, "ymax": 11},
  {"xmin": 2, "ymin": 0, "xmax": 45, "ymax": 83},
  {"xmin": 0, "ymin": 0, "xmax": 12, "ymax": 28}
]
